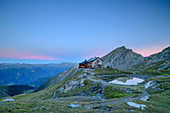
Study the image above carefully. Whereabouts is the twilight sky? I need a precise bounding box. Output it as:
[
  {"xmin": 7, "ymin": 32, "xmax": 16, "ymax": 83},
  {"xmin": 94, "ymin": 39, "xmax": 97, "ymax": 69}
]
[{"xmin": 0, "ymin": 0, "xmax": 170, "ymax": 63}]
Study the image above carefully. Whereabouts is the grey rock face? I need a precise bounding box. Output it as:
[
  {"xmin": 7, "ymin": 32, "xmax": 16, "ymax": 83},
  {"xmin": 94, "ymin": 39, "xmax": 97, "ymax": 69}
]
[
  {"xmin": 158, "ymin": 60, "xmax": 170, "ymax": 70},
  {"xmin": 102, "ymin": 46, "xmax": 144, "ymax": 70},
  {"xmin": 58, "ymin": 79, "xmax": 85, "ymax": 93},
  {"xmin": 144, "ymin": 80, "xmax": 163, "ymax": 93},
  {"xmin": 148, "ymin": 46, "xmax": 170, "ymax": 62}
]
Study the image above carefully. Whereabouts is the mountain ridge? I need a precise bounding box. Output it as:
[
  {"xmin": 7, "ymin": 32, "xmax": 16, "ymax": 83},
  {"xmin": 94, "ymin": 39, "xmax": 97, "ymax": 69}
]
[
  {"xmin": 102, "ymin": 46, "xmax": 144, "ymax": 70},
  {"xmin": 0, "ymin": 62, "xmax": 75, "ymax": 86}
]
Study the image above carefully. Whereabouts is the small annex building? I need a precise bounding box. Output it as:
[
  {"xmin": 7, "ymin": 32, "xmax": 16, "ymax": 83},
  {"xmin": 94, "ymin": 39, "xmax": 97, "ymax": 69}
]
[{"xmin": 79, "ymin": 57, "xmax": 103, "ymax": 68}]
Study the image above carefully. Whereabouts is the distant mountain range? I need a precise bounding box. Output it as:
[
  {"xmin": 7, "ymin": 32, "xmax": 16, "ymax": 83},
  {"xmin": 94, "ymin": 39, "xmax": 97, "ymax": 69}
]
[
  {"xmin": 0, "ymin": 62, "xmax": 75, "ymax": 86},
  {"xmin": 102, "ymin": 46, "xmax": 170, "ymax": 75}
]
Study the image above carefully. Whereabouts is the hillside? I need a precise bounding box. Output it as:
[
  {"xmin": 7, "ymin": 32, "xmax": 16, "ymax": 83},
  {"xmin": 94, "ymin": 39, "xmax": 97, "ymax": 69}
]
[
  {"xmin": 0, "ymin": 67, "xmax": 170, "ymax": 113},
  {"xmin": 0, "ymin": 62, "xmax": 74, "ymax": 86},
  {"xmin": 34, "ymin": 65, "xmax": 79, "ymax": 92},
  {"xmin": 129, "ymin": 46, "xmax": 170, "ymax": 75}
]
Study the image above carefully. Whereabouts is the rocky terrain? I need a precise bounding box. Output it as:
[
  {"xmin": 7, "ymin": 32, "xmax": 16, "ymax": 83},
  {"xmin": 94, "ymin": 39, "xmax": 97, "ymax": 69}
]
[
  {"xmin": 102, "ymin": 46, "xmax": 144, "ymax": 70},
  {"xmin": 0, "ymin": 66, "xmax": 169, "ymax": 113}
]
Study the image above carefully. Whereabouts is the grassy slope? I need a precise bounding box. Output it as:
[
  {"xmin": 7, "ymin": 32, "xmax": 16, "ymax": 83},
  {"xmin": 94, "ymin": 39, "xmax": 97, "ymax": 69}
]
[
  {"xmin": 132, "ymin": 59, "xmax": 170, "ymax": 75},
  {"xmin": 92, "ymin": 67, "xmax": 132, "ymax": 75},
  {"xmin": 0, "ymin": 68, "xmax": 170, "ymax": 112},
  {"xmin": 34, "ymin": 67, "xmax": 78, "ymax": 92}
]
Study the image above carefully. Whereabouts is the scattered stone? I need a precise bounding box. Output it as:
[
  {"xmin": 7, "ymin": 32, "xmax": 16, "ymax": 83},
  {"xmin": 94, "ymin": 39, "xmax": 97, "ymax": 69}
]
[
  {"xmin": 67, "ymin": 104, "xmax": 80, "ymax": 108},
  {"xmin": 129, "ymin": 109, "xmax": 135, "ymax": 112},
  {"xmin": 144, "ymin": 81, "xmax": 153, "ymax": 89},
  {"xmin": 1, "ymin": 98, "xmax": 15, "ymax": 103},
  {"xmin": 140, "ymin": 95, "xmax": 150, "ymax": 101},
  {"xmin": 127, "ymin": 102, "xmax": 146, "ymax": 110}
]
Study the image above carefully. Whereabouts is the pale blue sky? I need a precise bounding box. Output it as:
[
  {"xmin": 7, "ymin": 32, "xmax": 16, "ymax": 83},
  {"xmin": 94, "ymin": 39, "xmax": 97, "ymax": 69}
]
[{"xmin": 0, "ymin": 0, "xmax": 170, "ymax": 63}]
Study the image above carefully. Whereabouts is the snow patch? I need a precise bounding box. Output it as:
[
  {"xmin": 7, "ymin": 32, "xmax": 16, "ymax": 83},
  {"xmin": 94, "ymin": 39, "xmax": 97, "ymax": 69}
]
[
  {"xmin": 144, "ymin": 81, "xmax": 153, "ymax": 89},
  {"xmin": 109, "ymin": 77, "xmax": 144, "ymax": 85},
  {"xmin": 68, "ymin": 104, "xmax": 80, "ymax": 108},
  {"xmin": 127, "ymin": 102, "xmax": 146, "ymax": 110},
  {"xmin": 1, "ymin": 98, "xmax": 15, "ymax": 103},
  {"xmin": 140, "ymin": 95, "xmax": 150, "ymax": 101}
]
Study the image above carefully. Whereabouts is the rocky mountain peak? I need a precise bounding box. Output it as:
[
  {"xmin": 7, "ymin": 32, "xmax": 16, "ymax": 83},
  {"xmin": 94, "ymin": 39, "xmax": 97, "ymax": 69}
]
[
  {"xmin": 116, "ymin": 46, "xmax": 126, "ymax": 50},
  {"xmin": 102, "ymin": 46, "xmax": 144, "ymax": 70}
]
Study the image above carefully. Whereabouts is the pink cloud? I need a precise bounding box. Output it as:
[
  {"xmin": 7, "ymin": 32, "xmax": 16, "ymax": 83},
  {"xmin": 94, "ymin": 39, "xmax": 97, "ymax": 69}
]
[
  {"xmin": 18, "ymin": 55, "xmax": 59, "ymax": 60},
  {"xmin": 134, "ymin": 45, "xmax": 168, "ymax": 57},
  {"xmin": 0, "ymin": 49, "xmax": 59, "ymax": 60}
]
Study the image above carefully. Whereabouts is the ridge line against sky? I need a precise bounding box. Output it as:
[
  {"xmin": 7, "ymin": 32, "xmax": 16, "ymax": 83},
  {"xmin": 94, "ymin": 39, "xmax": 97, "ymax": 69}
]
[
  {"xmin": 0, "ymin": 45, "xmax": 169, "ymax": 64},
  {"xmin": 0, "ymin": 0, "xmax": 170, "ymax": 63}
]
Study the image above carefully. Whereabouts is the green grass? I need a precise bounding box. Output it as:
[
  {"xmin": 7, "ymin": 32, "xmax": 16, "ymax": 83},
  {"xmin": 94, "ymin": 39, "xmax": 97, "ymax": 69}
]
[
  {"xmin": 104, "ymin": 85, "xmax": 140, "ymax": 99},
  {"xmin": 143, "ymin": 77, "xmax": 170, "ymax": 84},
  {"xmin": 93, "ymin": 67, "xmax": 132, "ymax": 75},
  {"xmin": 139, "ymin": 69, "xmax": 170, "ymax": 75},
  {"xmin": 132, "ymin": 58, "xmax": 170, "ymax": 75},
  {"xmin": 11, "ymin": 69, "xmax": 79, "ymax": 101},
  {"xmin": 143, "ymin": 77, "xmax": 170, "ymax": 94},
  {"xmin": 138, "ymin": 89, "xmax": 170, "ymax": 113},
  {"xmin": 136, "ymin": 59, "xmax": 170, "ymax": 75}
]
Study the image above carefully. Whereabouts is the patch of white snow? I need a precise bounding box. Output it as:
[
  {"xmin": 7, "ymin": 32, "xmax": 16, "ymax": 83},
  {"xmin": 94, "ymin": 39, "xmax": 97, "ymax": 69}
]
[
  {"xmin": 109, "ymin": 77, "xmax": 144, "ymax": 85},
  {"xmin": 127, "ymin": 102, "xmax": 146, "ymax": 110},
  {"xmin": 140, "ymin": 95, "xmax": 150, "ymax": 101},
  {"xmin": 1, "ymin": 98, "xmax": 15, "ymax": 103},
  {"xmin": 68, "ymin": 104, "xmax": 80, "ymax": 108},
  {"xmin": 144, "ymin": 81, "xmax": 153, "ymax": 89}
]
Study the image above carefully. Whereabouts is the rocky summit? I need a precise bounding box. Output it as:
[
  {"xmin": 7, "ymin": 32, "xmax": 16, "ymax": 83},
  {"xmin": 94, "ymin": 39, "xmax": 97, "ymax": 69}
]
[
  {"xmin": 102, "ymin": 46, "xmax": 170, "ymax": 73},
  {"xmin": 102, "ymin": 46, "xmax": 144, "ymax": 70}
]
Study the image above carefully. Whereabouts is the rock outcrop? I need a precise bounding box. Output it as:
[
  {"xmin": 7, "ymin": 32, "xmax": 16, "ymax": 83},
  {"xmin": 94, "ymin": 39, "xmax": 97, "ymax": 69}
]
[
  {"xmin": 144, "ymin": 80, "xmax": 163, "ymax": 93},
  {"xmin": 58, "ymin": 79, "xmax": 85, "ymax": 93}
]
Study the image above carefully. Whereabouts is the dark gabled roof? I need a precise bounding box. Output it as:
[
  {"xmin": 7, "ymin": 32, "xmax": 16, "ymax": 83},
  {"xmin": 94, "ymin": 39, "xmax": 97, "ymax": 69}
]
[
  {"xmin": 87, "ymin": 57, "xmax": 99, "ymax": 63},
  {"xmin": 79, "ymin": 57, "xmax": 100, "ymax": 64}
]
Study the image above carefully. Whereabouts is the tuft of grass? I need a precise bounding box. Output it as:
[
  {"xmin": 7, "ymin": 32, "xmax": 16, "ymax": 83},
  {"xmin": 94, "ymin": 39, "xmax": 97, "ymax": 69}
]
[{"xmin": 84, "ymin": 79, "xmax": 93, "ymax": 85}]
